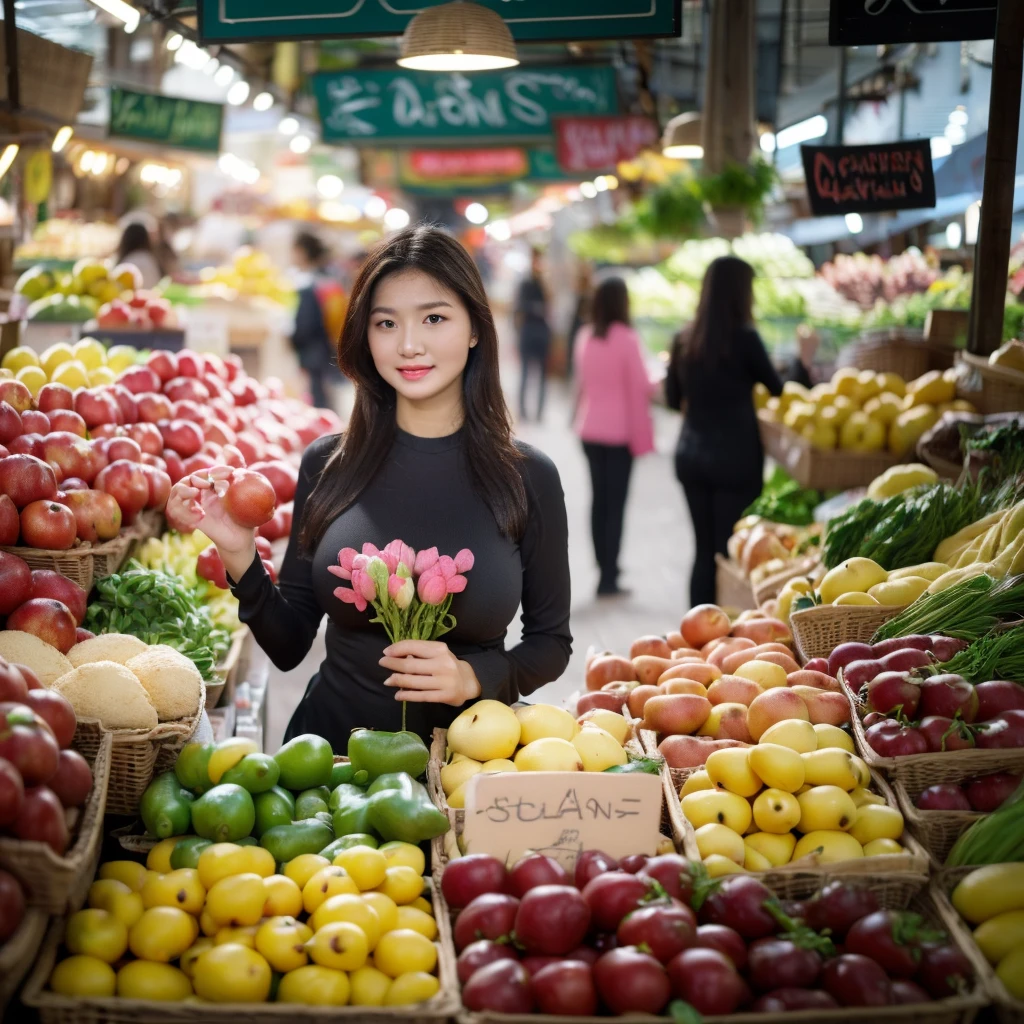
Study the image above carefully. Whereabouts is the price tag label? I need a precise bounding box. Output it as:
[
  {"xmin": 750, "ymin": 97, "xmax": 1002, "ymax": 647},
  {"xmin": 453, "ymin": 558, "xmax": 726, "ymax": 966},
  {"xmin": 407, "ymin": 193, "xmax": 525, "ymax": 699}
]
[
  {"xmin": 462, "ymin": 771, "xmax": 662, "ymax": 872},
  {"xmin": 181, "ymin": 307, "xmax": 230, "ymax": 356}
]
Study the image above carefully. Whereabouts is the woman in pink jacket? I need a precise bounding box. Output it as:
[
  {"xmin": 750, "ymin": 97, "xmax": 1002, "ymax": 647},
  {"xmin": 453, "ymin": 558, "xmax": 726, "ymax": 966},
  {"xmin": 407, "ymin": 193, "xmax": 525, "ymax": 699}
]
[{"xmin": 573, "ymin": 277, "xmax": 655, "ymax": 597}]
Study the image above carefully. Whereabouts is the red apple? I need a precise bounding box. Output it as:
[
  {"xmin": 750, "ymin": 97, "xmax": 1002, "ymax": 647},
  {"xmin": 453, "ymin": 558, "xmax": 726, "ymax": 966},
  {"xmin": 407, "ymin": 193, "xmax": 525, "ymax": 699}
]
[
  {"xmin": 0, "ymin": 495, "xmax": 19, "ymax": 545},
  {"xmin": 42, "ymin": 431, "xmax": 93, "ymax": 482},
  {"xmin": 0, "ymin": 552, "xmax": 32, "ymax": 615},
  {"xmin": 73, "ymin": 388, "xmax": 120, "ymax": 429},
  {"xmin": 22, "ymin": 688, "xmax": 77, "ymax": 748},
  {"xmin": 223, "ymin": 353, "xmax": 243, "ymax": 381},
  {"xmin": 173, "ymin": 399, "xmax": 209, "ymax": 425},
  {"xmin": 48, "ymin": 748, "xmax": 92, "ymax": 806},
  {"xmin": 20, "ymin": 410, "xmax": 49, "ymax": 435},
  {"xmin": 221, "ymin": 444, "xmax": 246, "ymax": 469},
  {"xmin": 146, "ymin": 349, "xmax": 178, "ymax": 383},
  {"xmin": 160, "ymin": 419, "xmax": 204, "ymax": 457},
  {"xmin": 46, "ymin": 409, "xmax": 87, "ymax": 437},
  {"xmin": 0, "ymin": 760, "xmax": 24, "ymax": 830},
  {"xmin": 12, "ymin": 785, "xmax": 69, "ymax": 854},
  {"xmin": 59, "ymin": 489, "xmax": 122, "ymax": 543},
  {"xmin": 139, "ymin": 464, "xmax": 171, "ymax": 510},
  {"xmin": 182, "ymin": 453, "xmax": 216, "ymax": 476},
  {"xmin": 8, "ymin": 598, "xmax": 77, "ymax": 652},
  {"xmin": 36, "ymin": 383, "xmax": 74, "ymax": 413},
  {"xmin": 176, "ymin": 351, "xmax": 203, "ymax": 378},
  {"xmin": 20, "ymin": 500, "xmax": 76, "ymax": 550},
  {"xmin": 8, "ymin": 433, "xmax": 44, "ymax": 459},
  {"xmin": 60, "ymin": 477, "xmax": 88, "ymax": 492},
  {"xmin": 248, "ymin": 460, "xmax": 298, "ymax": 504},
  {"xmin": 223, "ymin": 469, "xmax": 277, "ymax": 528},
  {"xmin": 0, "ymin": 402, "xmax": 21, "ymax": 445},
  {"xmin": 118, "ymin": 365, "xmax": 161, "ymax": 395},
  {"xmin": 108, "ymin": 384, "xmax": 138, "ymax": 424},
  {"xmin": 136, "ymin": 392, "xmax": 173, "ymax": 423},
  {"xmin": 95, "ymin": 460, "xmax": 148, "ymax": 525},
  {"xmin": 162, "ymin": 448, "xmax": 186, "ymax": 483},
  {"xmin": 105, "ymin": 436, "xmax": 142, "ymax": 463},
  {"xmin": 126, "ymin": 421, "xmax": 164, "ymax": 456},
  {"xmin": 164, "ymin": 377, "xmax": 210, "ymax": 404},
  {"xmin": 29, "ymin": 569, "xmax": 86, "ymax": 625},
  {"xmin": 0, "ymin": 380, "xmax": 32, "ymax": 414}
]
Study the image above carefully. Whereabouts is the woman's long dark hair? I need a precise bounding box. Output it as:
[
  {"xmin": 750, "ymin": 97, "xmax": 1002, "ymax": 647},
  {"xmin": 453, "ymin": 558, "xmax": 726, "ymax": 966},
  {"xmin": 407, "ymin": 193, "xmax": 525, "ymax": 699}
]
[
  {"xmin": 300, "ymin": 225, "xmax": 527, "ymax": 553},
  {"xmin": 117, "ymin": 222, "xmax": 156, "ymax": 266},
  {"xmin": 590, "ymin": 277, "xmax": 630, "ymax": 339},
  {"xmin": 682, "ymin": 255, "xmax": 755, "ymax": 365}
]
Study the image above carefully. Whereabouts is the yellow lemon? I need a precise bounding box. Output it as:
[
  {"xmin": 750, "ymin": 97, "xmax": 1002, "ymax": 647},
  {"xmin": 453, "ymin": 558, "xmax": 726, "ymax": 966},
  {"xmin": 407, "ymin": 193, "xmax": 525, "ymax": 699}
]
[
  {"xmin": 39, "ymin": 342, "xmax": 75, "ymax": 377},
  {"xmin": 197, "ymin": 843, "xmax": 251, "ymax": 890},
  {"xmin": 199, "ymin": 909, "xmax": 218, "ymax": 937},
  {"xmin": 106, "ymin": 345, "xmax": 138, "ymax": 372},
  {"xmin": 395, "ymin": 906, "xmax": 437, "ymax": 940},
  {"xmin": 311, "ymin": 893, "xmax": 381, "ymax": 949},
  {"xmin": 361, "ymin": 891, "xmax": 399, "ymax": 934},
  {"xmin": 375, "ymin": 866, "xmax": 424, "ymax": 906},
  {"xmin": 255, "ymin": 916, "xmax": 312, "ymax": 973},
  {"xmin": 116, "ymin": 960, "xmax": 192, "ymax": 1001},
  {"xmin": 99, "ymin": 860, "xmax": 149, "ymax": 893},
  {"xmin": 350, "ymin": 964, "xmax": 392, "ymax": 1006},
  {"xmin": 205, "ymin": 873, "xmax": 267, "ymax": 928},
  {"xmin": 373, "ymin": 929, "xmax": 437, "ymax": 979},
  {"xmin": 87, "ymin": 366, "xmax": 116, "ymax": 387},
  {"xmin": 241, "ymin": 845, "xmax": 276, "ymax": 879},
  {"xmin": 411, "ymin": 896, "xmax": 433, "ymax": 916},
  {"xmin": 192, "ymin": 943, "xmax": 272, "ymax": 1003},
  {"xmin": 16, "ymin": 365, "xmax": 47, "ymax": 396},
  {"xmin": 379, "ymin": 841, "xmax": 426, "ymax": 876},
  {"xmin": 72, "ymin": 337, "xmax": 106, "ymax": 370},
  {"xmin": 49, "ymin": 956, "xmax": 116, "ymax": 997},
  {"xmin": 179, "ymin": 938, "xmax": 213, "ymax": 978},
  {"xmin": 88, "ymin": 879, "xmax": 144, "ymax": 929},
  {"xmin": 303, "ymin": 866, "xmax": 358, "ymax": 915},
  {"xmin": 65, "ymin": 909, "xmax": 129, "ymax": 964},
  {"xmin": 284, "ymin": 853, "xmax": 330, "ymax": 889},
  {"xmin": 2, "ymin": 345, "xmax": 39, "ymax": 372},
  {"xmin": 385, "ymin": 971, "xmax": 440, "ymax": 1005},
  {"xmin": 214, "ymin": 925, "xmax": 259, "ymax": 948},
  {"xmin": 277, "ymin": 964, "xmax": 350, "ymax": 1005},
  {"xmin": 141, "ymin": 868, "xmax": 206, "ymax": 915},
  {"xmin": 50, "ymin": 359, "xmax": 90, "ymax": 390},
  {"xmin": 263, "ymin": 873, "xmax": 303, "ymax": 917},
  {"xmin": 306, "ymin": 920, "xmax": 369, "ymax": 972},
  {"xmin": 128, "ymin": 907, "xmax": 197, "ymax": 962},
  {"xmin": 334, "ymin": 846, "xmax": 388, "ymax": 891}
]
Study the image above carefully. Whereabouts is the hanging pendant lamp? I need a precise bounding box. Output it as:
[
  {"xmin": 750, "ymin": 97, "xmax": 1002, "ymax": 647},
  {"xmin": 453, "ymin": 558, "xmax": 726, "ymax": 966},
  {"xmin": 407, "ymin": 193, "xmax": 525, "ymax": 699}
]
[
  {"xmin": 398, "ymin": 2, "xmax": 519, "ymax": 72},
  {"xmin": 662, "ymin": 112, "xmax": 704, "ymax": 160}
]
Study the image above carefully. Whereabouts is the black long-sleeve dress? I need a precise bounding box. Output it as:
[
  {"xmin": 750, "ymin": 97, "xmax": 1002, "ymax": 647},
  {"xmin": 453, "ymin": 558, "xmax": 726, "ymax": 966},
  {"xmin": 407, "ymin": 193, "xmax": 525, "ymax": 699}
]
[{"xmin": 229, "ymin": 429, "xmax": 573, "ymax": 752}]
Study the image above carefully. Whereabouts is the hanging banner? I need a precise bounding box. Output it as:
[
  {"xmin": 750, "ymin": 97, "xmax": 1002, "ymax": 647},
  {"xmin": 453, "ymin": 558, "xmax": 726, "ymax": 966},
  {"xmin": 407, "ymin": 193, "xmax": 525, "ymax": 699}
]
[
  {"xmin": 197, "ymin": 0, "xmax": 679, "ymax": 44},
  {"xmin": 108, "ymin": 87, "xmax": 223, "ymax": 153},
  {"xmin": 398, "ymin": 147, "xmax": 576, "ymax": 191},
  {"xmin": 801, "ymin": 140, "xmax": 937, "ymax": 216},
  {"xmin": 829, "ymin": 0, "xmax": 996, "ymax": 46},
  {"xmin": 554, "ymin": 115, "xmax": 659, "ymax": 172},
  {"xmin": 313, "ymin": 66, "xmax": 618, "ymax": 145}
]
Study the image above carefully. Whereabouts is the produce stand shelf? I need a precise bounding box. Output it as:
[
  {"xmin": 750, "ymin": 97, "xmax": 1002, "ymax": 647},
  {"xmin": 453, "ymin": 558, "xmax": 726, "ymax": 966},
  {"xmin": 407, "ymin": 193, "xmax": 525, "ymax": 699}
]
[
  {"xmin": 204, "ymin": 626, "xmax": 248, "ymax": 711},
  {"xmin": 790, "ymin": 603, "xmax": 906, "ymax": 663},
  {"xmin": 21, "ymin": 879, "xmax": 460, "ymax": 1024},
  {"xmin": 0, "ymin": 908, "xmax": 48, "ymax": 1018},
  {"xmin": 759, "ymin": 418, "xmax": 904, "ymax": 491},
  {"xmin": 715, "ymin": 554, "xmax": 756, "ymax": 611},
  {"xmin": 0, "ymin": 532, "xmax": 133, "ymax": 592},
  {"xmin": 0, "ymin": 726, "xmax": 111, "ymax": 914}
]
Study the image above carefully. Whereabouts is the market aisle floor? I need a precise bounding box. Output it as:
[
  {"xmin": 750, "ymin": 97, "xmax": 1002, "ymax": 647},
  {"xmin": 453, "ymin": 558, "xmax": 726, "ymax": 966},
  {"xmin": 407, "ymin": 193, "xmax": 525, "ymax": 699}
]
[{"xmin": 264, "ymin": 355, "xmax": 695, "ymax": 749}]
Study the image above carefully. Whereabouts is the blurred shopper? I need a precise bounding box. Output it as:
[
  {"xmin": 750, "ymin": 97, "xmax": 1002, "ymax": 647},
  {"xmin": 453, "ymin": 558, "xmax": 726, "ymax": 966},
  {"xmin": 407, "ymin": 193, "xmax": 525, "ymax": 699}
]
[
  {"xmin": 666, "ymin": 256, "xmax": 818, "ymax": 606},
  {"xmin": 515, "ymin": 247, "xmax": 552, "ymax": 421},
  {"xmin": 291, "ymin": 230, "xmax": 346, "ymax": 410},
  {"xmin": 566, "ymin": 261, "xmax": 593, "ymax": 380},
  {"xmin": 574, "ymin": 277, "xmax": 655, "ymax": 598},
  {"xmin": 115, "ymin": 221, "xmax": 163, "ymax": 288}
]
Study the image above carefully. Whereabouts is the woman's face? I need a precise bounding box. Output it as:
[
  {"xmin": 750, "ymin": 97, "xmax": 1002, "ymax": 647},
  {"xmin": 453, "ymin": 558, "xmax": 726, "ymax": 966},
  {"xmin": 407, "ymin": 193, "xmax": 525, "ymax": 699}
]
[{"xmin": 367, "ymin": 268, "xmax": 476, "ymax": 406}]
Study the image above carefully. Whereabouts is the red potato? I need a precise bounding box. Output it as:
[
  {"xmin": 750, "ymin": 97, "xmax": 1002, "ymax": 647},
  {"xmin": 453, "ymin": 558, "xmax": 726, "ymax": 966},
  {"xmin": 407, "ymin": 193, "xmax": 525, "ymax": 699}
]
[
  {"xmin": 576, "ymin": 691, "xmax": 626, "ymax": 717},
  {"xmin": 626, "ymin": 685, "xmax": 661, "ymax": 720},
  {"xmin": 730, "ymin": 617, "xmax": 792, "ymax": 646},
  {"xmin": 586, "ymin": 655, "xmax": 636, "ymax": 692},
  {"xmin": 658, "ymin": 663, "xmax": 721, "ymax": 687},
  {"xmin": 707, "ymin": 676, "xmax": 763, "ymax": 707},
  {"xmin": 671, "ymin": 648, "xmax": 704, "ymax": 661},
  {"xmin": 734, "ymin": 609, "xmax": 768, "ymax": 623},
  {"xmin": 658, "ymin": 735, "xmax": 748, "ymax": 769},
  {"xmin": 787, "ymin": 669, "xmax": 841, "ymax": 692},
  {"xmin": 790, "ymin": 686, "xmax": 851, "ymax": 726},
  {"xmin": 643, "ymin": 694, "xmax": 712, "ymax": 736},
  {"xmin": 661, "ymin": 679, "xmax": 709, "ymax": 698},
  {"xmin": 630, "ymin": 635, "xmax": 672, "ymax": 660},
  {"xmin": 702, "ymin": 636, "xmax": 740, "ymax": 659},
  {"xmin": 707, "ymin": 638, "xmax": 756, "ymax": 670},
  {"xmin": 666, "ymin": 631, "xmax": 687, "ymax": 651},
  {"xmin": 747, "ymin": 689, "xmax": 810, "ymax": 741},
  {"xmin": 633, "ymin": 656, "xmax": 674, "ymax": 686},
  {"xmin": 681, "ymin": 604, "xmax": 731, "ymax": 649}
]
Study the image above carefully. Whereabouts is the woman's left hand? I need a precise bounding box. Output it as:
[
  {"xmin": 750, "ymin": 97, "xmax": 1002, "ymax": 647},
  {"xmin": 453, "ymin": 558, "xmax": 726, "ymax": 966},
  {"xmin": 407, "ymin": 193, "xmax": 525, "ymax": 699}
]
[{"xmin": 380, "ymin": 640, "xmax": 482, "ymax": 706}]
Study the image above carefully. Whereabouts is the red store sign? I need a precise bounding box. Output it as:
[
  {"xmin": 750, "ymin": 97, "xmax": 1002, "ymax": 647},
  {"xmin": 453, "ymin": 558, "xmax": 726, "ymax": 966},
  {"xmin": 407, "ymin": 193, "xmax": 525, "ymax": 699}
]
[
  {"xmin": 554, "ymin": 115, "xmax": 659, "ymax": 173},
  {"xmin": 407, "ymin": 148, "xmax": 529, "ymax": 180}
]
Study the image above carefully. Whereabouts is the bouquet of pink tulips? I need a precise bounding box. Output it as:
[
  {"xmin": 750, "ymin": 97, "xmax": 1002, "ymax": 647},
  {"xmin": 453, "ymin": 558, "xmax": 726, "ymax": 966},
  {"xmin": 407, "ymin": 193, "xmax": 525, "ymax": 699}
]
[{"xmin": 329, "ymin": 539, "xmax": 474, "ymax": 728}]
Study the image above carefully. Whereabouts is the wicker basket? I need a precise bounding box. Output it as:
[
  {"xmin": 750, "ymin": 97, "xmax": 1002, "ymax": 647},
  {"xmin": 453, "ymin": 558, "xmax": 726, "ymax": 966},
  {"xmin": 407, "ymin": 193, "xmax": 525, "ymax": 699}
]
[
  {"xmin": 0, "ymin": 908, "xmax": 48, "ymax": 1018},
  {"xmin": 753, "ymin": 555, "xmax": 820, "ymax": 608},
  {"xmin": 204, "ymin": 627, "xmax": 248, "ymax": 711},
  {"xmin": 791, "ymin": 603, "xmax": 906, "ymax": 663},
  {"xmin": 0, "ymin": 532, "xmax": 133, "ymax": 592},
  {"xmin": 959, "ymin": 353, "xmax": 1024, "ymax": 414},
  {"xmin": 73, "ymin": 688, "xmax": 205, "ymax": 817},
  {"xmin": 0, "ymin": 726, "xmax": 111, "ymax": 914},
  {"xmin": 715, "ymin": 554, "xmax": 756, "ymax": 611},
  {"xmin": 851, "ymin": 334, "xmax": 935, "ymax": 378},
  {"xmin": 842, "ymin": 674, "xmax": 1024, "ymax": 791},
  {"xmin": 22, "ymin": 879, "xmax": 460, "ymax": 1024},
  {"xmin": 893, "ymin": 772, "xmax": 985, "ymax": 868},
  {"xmin": 759, "ymin": 420, "xmax": 904, "ymax": 491}
]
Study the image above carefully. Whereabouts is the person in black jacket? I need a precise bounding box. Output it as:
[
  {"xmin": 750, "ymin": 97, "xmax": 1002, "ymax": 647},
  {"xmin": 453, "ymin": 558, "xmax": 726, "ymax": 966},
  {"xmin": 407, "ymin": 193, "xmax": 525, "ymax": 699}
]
[
  {"xmin": 515, "ymin": 248, "xmax": 552, "ymax": 421},
  {"xmin": 665, "ymin": 256, "xmax": 817, "ymax": 606},
  {"xmin": 291, "ymin": 231, "xmax": 345, "ymax": 409}
]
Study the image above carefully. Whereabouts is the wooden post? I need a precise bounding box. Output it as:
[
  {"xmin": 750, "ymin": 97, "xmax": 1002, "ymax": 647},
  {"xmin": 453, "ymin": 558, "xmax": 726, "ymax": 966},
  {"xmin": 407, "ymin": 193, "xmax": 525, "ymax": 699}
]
[
  {"xmin": 968, "ymin": 0, "xmax": 1024, "ymax": 356},
  {"xmin": 3, "ymin": 0, "xmax": 20, "ymax": 112}
]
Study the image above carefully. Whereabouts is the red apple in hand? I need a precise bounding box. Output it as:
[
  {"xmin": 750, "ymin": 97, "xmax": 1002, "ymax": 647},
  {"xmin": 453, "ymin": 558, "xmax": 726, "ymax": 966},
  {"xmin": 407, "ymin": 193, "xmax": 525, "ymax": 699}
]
[{"xmin": 222, "ymin": 469, "xmax": 277, "ymax": 528}]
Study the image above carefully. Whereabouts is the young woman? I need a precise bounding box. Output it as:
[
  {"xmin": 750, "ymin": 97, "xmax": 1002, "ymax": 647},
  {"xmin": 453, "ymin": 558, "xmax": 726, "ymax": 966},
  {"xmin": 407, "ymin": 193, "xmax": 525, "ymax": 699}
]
[
  {"xmin": 115, "ymin": 221, "xmax": 163, "ymax": 289},
  {"xmin": 665, "ymin": 256, "xmax": 817, "ymax": 606},
  {"xmin": 167, "ymin": 226, "xmax": 572, "ymax": 751},
  {"xmin": 573, "ymin": 277, "xmax": 655, "ymax": 598}
]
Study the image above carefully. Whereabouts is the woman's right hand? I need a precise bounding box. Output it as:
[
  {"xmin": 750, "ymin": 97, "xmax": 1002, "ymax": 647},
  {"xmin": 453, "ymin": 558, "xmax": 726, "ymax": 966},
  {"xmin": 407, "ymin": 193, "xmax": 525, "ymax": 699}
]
[{"xmin": 166, "ymin": 467, "xmax": 257, "ymax": 581}]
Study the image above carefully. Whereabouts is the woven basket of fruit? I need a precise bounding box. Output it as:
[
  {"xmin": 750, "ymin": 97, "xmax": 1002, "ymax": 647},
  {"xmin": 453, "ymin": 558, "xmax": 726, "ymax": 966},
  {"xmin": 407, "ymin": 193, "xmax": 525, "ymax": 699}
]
[
  {"xmin": 0, "ymin": 907, "xmax": 48, "ymax": 1014},
  {"xmin": 791, "ymin": 604, "xmax": 906, "ymax": 663},
  {"xmin": 0, "ymin": 725, "xmax": 110, "ymax": 914},
  {"xmin": 0, "ymin": 532, "xmax": 134, "ymax": 592},
  {"xmin": 960, "ymin": 352, "xmax": 1024, "ymax": 415}
]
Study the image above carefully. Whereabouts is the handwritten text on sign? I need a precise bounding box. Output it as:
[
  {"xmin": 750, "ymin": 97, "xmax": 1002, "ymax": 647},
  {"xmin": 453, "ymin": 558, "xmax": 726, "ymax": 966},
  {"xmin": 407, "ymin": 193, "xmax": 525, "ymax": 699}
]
[
  {"xmin": 462, "ymin": 771, "xmax": 662, "ymax": 872},
  {"xmin": 555, "ymin": 115, "xmax": 659, "ymax": 173},
  {"xmin": 108, "ymin": 87, "xmax": 223, "ymax": 154},
  {"xmin": 801, "ymin": 140, "xmax": 936, "ymax": 217},
  {"xmin": 829, "ymin": 0, "xmax": 996, "ymax": 46}
]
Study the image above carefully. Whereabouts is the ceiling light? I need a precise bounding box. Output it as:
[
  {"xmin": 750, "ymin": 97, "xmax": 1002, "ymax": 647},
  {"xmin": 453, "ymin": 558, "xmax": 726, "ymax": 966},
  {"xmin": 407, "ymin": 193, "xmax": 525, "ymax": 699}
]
[
  {"xmin": 465, "ymin": 202, "xmax": 488, "ymax": 224},
  {"xmin": 165, "ymin": 32, "xmax": 183, "ymax": 51},
  {"xmin": 948, "ymin": 106, "xmax": 969, "ymax": 127},
  {"xmin": 214, "ymin": 64, "xmax": 235, "ymax": 87},
  {"xmin": 51, "ymin": 126, "xmax": 73, "ymax": 153},
  {"xmin": 317, "ymin": 174, "xmax": 344, "ymax": 198},
  {"xmin": 398, "ymin": 1, "xmax": 518, "ymax": 71},
  {"xmin": 579, "ymin": 180, "xmax": 598, "ymax": 199},
  {"xmin": 845, "ymin": 212, "xmax": 864, "ymax": 234},
  {"xmin": 85, "ymin": 0, "xmax": 139, "ymax": 32},
  {"xmin": 289, "ymin": 135, "xmax": 312, "ymax": 154},
  {"xmin": 115, "ymin": 157, "xmax": 130, "ymax": 174},
  {"xmin": 775, "ymin": 114, "xmax": 828, "ymax": 150},
  {"xmin": 204, "ymin": 58, "xmax": 220, "ymax": 76},
  {"xmin": 253, "ymin": 91, "xmax": 274, "ymax": 112},
  {"xmin": 946, "ymin": 222, "xmax": 963, "ymax": 249},
  {"xmin": 930, "ymin": 136, "xmax": 953, "ymax": 159},
  {"xmin": 662, "ymin": 111, "xmax": 703, "ymax": 160},
  {"xmin": 603, "ymin": 174, "xmax": 618, "ymax": 190},
  {"xmin": 91, "ymin": 152, "xmax": 109, "ymax": 176},
  {"xmin": 966, "ymin": 201, "xmax": 981, "ymax": 245},
  {"xmin": 365, "ymin": 195, "xmax": 387, "ymax": 219},
  {"xmin": 760, "ymin": 132, "xmax": 777, "ymax": 154},
  {"xmin": 279, "ymin": 116, "xmax": 299, "ymax": 136},
  {"xmin": 0, "ymin": 145, "xmax": 19, "ymax": 182},
  {"xmin": 485, "ymin": 219, "xmax": 511, "ymax": 242},
  {"xmin": 593, "ymin": 177, "xmax": 609, "ymax": 193},
  {"xmin": 384, "ymin": 207, "xmax": 411, "ymax": 230},
  {"xmin": 227, "ymin": 80, "xmax": 250, "ymax": 106}
]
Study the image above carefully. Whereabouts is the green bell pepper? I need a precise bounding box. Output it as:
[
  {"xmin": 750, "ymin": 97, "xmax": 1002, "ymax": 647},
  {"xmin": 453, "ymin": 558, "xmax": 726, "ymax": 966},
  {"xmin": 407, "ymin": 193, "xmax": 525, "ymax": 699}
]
[
  {"xmin": 348, "ymin": 729, "xmax": 430, "ymax": 783},
  {"xmin": 366, "ymin": 772, "xmax": 449, "ymax": 845},
  {"xmin": 331, "ymin": 783, "xmax": 374, "ymax": 837}
]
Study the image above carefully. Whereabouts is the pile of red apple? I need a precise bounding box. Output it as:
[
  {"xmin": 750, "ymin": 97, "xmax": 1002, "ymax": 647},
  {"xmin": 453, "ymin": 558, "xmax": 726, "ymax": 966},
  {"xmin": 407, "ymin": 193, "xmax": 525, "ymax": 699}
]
[
  {"xmin": 0, "ymin": 347, "xmax": 339, "ymax": 551},
  {"xmin": 0, "ymin": 552, "xmax": 90, "ymax": 654},
  {"xmin": 576, "ymin": 604, "xmax": 849, "ymax": 770},
  {"xmin": 916, "ymin": 771, "xmax": 1022, "ymax": 813},
  {"xmin": 832, "ymin": 636, "xmax": 1024, "ymax": 756},
  {"xmin": 442, "ymin": 850, "xmax": 974, "ymax": 1015},
  {"xmin": 0, "ymin": 657, "xmax": 92, "ymax": 858},
  {"xmin": 95, "ymin": 290, "xmax": 174, "ymax": 332}
]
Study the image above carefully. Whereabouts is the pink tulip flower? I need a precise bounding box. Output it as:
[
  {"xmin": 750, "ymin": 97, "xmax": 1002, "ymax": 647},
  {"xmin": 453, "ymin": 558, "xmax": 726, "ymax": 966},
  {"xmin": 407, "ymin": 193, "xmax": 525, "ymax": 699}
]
[
  {"xmin": 351, "ymin": 568, "xmax": 377, "ymax": 604},
  {"xmin": 454, "ymin": 548, "xmax": 475, "ymax": 573},
  {"xmin": 417, "ymin": 571, "xmax": 448, "ymax": 605},
  {"xmin": 388, "ymin": 573, "xmax": 415, "ymax": 610},
  {"xmin": 327, "ymin": 546, "xmax": 360, "ymax": 581},
  {"xmin": 334, "ymin": 585, "xmax": 368, "ymax": 613},
  {"xmin": 447, "ymin": 574, "xmax": 467, "ymax": 594},
  {"xmin": 383, "ymin": 540, "xmax": 417, "ymax": 574},
  {"xmin": 414, "ymin": 546, "xmax": 439, "ymax": 577}
]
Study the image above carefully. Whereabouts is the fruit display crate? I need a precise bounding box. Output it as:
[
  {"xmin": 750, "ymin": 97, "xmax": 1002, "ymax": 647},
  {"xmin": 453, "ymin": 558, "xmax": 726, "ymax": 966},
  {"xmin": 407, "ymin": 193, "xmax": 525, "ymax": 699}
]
[
  {"xmin": 959, "ymin": 353, "xmax": 1024, "ymax": 415},
  {"xmin": 758, "ymin": 418, "xmax": 904, "ymax": 491},
  {"xmin": 715, "ymin": 555, "xmax": 756, "ymax": 611},
  {"xmin": 850, "ymin": 331, "xmax": 953, "ymax": 378},
  {"xmin": 660, "ymin": 759, "xmax": 931, "ymax": 906},
  {"xmin": 0, "ymin": 532, "xmax": 134, "ymax": 592},
  {"xmin": 204, "ymin": 626, "xmax": 249, "ymax": 712},
  {"xmin": 892, "ymin": 769, "xmax": 985, "ymax": 868},
  {"xmin": 790, "ymin": 603, "xmax": 906, "ymax": 664},
  {"xmin": 0, "ymin": 727, "xmax": 111, "ymax": 914},
  {"xmin": 450, "ymin": 884, "xmax": 986, "ymax": 1024},
  {"xmin": 20, "ymin": 879, "xmax": 461, "ymax": 1024},
  {"xmin": 753, "ymin": 555, "xmax": 821, "ymax": 608},
  {"xmin": 840, "ymin": 675, "xmax": 1024, "ymax": 790},
  {"xmin": 86, "ymin": 327, "xmax": 187, "ymax": 352},
  {"xmin": 0, "ymin": 908, "xmax": 48, "ymax": 1018},
  {"xmin": 73, "ymin": 689, "xmax": 205, "ymax": 818}
]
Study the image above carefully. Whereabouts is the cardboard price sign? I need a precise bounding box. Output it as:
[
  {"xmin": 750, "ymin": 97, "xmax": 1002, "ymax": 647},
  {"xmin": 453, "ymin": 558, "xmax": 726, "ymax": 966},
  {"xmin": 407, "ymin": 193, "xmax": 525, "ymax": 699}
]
[
  {"xmin": 462, "ymin": 771, "xmax": 662, "ymax": 872},
  {"xmin": 801, "ymin": 140, "xmax": 936, "ymax": 216}
]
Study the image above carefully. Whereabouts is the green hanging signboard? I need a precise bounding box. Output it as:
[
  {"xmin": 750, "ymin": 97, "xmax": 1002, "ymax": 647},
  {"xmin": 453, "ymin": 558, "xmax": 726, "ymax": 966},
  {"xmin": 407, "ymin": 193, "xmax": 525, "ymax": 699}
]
[
  {"xmin": 196, "ymin": 0, "xmax": 679, "ymax": 44},
  {"xmin": 108, "ymin": 87, "xmax": 224, "ymax": 153},
  {"xmin": 313, "ymin": 66, "xmax": 619, "ymax": 145}
]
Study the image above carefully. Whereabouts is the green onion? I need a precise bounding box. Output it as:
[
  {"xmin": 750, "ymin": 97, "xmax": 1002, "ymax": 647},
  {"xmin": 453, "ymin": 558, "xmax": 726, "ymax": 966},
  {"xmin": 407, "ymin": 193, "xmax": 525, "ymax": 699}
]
[{"xmin": 933, "ymin": 625, "xmax": 1024, "ymax": 683}]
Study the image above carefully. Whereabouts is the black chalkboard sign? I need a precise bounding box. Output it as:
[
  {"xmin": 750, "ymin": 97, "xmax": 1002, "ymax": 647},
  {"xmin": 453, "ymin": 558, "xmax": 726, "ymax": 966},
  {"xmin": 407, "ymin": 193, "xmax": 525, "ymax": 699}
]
[
  {"xmin": 829, "ymin": 0, "xmax": 996, "ymax": 46},
  {"xmin": 802, "ymin": 140, "xmax": 937, "ymax": 216}
]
